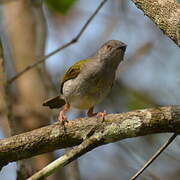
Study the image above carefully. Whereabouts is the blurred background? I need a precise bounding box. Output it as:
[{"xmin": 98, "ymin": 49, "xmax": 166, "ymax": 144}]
[{"xmin": 0, "ymin": 0, "xmax": 180, "ymax": 179}]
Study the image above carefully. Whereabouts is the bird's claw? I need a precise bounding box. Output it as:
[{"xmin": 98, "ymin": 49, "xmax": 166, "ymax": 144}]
[{"xmin": 96, "ymin": 110, "xmax": 106, "ymax": 122}]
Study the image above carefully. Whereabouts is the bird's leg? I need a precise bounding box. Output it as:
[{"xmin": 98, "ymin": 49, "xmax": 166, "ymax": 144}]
[
  {"xmin": 87, "ymin": 107, "xmax": 96, "ymax": 117},
  {"xmin": 87, "ymin": 107, "xmax": 106, "ymax": 121},
  {"xmin": 58, "ymin": 103, "xmax": 70, "ymax": 125}
]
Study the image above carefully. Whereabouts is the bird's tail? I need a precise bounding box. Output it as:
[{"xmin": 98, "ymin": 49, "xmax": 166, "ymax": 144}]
[{"xmin": 42, "ymin": 95, "xmax": 65, "ymax": 109}]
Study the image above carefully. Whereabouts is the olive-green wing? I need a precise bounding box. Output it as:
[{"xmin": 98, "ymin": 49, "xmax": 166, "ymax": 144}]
[{"xmin": 60, "ymin": 59, "xmax": 90, "ymax": 94}]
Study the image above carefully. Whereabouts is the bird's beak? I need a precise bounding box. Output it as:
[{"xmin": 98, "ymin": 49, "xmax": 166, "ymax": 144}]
[
  {"xmin": 117, "ymin": 42, "xmax": 127, "ymax": 52},
  {"xmin": 120, "ymin": 43, "xmax": 127, "ymax": 51}
]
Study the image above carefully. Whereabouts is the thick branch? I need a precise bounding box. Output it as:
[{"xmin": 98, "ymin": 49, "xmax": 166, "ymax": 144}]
[
  {"xmin": 0, "ymin": 106, "xmax": 180, "ymax": 168},
  {"xmin": 131, "ymin": 0, "xmax": 180, "ymax": 46}
]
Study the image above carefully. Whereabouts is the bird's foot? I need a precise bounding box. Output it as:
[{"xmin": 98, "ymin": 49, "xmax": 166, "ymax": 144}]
[
  {"xmin": 87, "ymin": 107, "xmax": 106, "ymax": 122},
  {"xmin": 96, "ymin": 110, "xmax": 106, "ymax": 118},
  {"xmin": 96, "ymin": 110, "xmax": 106, "ymax": 122}
]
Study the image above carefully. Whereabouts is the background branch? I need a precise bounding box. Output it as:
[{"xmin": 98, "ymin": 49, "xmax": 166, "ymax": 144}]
[
  {"xmin": 0, "ymin": 106, "xmax": 180, "ymax": 169},
  {"xmin": 28, "ymin": 133, "xmax": 103, "ymax": 180},
  {"xmin": 0, "ymin": 39, "xmax": 11, "ymax": 136},
  {"xmin": 130, "ymin": 133, "xmax": 177, "ymax": 180},
  {"xmin": 7, "ymin": 0, "xmax": 108, "ymax": 84},
  {"xmin": 1, "ymin": 1, "xmax": 56, "ymax": 178}
]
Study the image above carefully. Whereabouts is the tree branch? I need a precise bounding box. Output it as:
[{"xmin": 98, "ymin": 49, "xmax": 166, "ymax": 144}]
[
  {"xmin": 0, "ymin": 106, "xmax": 180, "ymax": 169},
  {"xmin": 7, "ymin": 0, "xmax": 108, "ymax": 84},
  {"xmin": 131, "ymin": 0, "xmax": 180, "ymax": 46},
  {"xmin": 28, "ymin": 133, "xmax": 103, "ymax": 180},
  {"xmin": 130, "ymin": 133, "xmax": 177, "ymax": 180}
]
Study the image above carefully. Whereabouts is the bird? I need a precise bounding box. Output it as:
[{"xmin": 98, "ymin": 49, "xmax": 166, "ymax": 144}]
[{"xmin": 43, "ymin": 40, "xmax": 127, "ymax": 124}]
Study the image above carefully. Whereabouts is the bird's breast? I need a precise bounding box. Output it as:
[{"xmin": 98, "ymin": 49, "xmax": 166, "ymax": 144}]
[{"xmin": 62, "ymin": 69, "xmax": 115, "ymax": 109}]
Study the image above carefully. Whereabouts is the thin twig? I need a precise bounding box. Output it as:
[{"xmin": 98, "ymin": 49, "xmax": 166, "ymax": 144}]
[
  {"xmin": 130, "ymin": 133, "xmax": 177, "ymax": 180},
  {"xmin": 27, "ymin": 133, "xmax": 103, "ymax": 180},
  {"xmin": 7, "ymin": 0, "xmax": 108, "ymax": 84}
]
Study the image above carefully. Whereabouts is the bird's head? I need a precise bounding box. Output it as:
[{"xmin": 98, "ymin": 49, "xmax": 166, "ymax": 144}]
[{"xmin": 96, "ymin": 40, "xmax": 127, "ymax": 61}]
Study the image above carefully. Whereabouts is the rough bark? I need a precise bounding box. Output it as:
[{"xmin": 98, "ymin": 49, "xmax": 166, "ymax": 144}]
[
  {"xmin": 0, "ymin": 106, "xmax": 180, "ymax": 169},
  {"xmin": 131, "ymin": 0, "xmax": 180, "ymax": 46}
]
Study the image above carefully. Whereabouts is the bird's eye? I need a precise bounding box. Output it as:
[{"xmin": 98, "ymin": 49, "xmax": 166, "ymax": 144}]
[{"xmin": 106, "ymin": 45, "xmax": 112, "ymax": 50}]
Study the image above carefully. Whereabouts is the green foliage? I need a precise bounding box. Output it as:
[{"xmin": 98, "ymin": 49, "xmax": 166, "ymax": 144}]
[{"xmin": 44, "ymin": 0, "xmax": 77, "ymax": 14}]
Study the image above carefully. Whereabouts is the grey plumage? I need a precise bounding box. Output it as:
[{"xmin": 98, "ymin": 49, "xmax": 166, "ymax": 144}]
[{"xmin": 43, "ymin": 40, "xmax": 127, "ymax": 111}]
